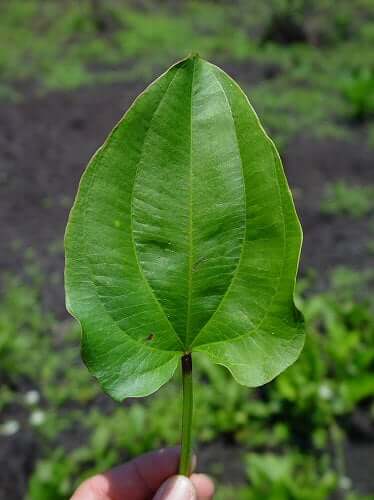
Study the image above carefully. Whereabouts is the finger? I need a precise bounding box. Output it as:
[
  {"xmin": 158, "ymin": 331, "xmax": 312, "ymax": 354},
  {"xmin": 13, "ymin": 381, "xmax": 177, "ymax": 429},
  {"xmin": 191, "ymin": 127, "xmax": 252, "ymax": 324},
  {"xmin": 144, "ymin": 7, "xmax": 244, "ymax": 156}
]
[
  {"xmin": 190, "ymin": 474, "xmax": 215, "ymax": 500},
  {"xmin": 153, "ymin": 475, "xmax": 197, "ymax": 500},
  {"xmin": 71, "ymin": 447, "xmax": 181, "ymax": 500}
]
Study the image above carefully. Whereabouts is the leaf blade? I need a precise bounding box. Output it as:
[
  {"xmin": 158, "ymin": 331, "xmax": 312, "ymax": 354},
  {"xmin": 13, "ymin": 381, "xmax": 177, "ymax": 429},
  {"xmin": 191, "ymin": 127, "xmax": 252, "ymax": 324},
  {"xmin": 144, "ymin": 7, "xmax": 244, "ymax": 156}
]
[{"xmin": 65, "ymin": 55, "xmax": 304, "ymax": 400}]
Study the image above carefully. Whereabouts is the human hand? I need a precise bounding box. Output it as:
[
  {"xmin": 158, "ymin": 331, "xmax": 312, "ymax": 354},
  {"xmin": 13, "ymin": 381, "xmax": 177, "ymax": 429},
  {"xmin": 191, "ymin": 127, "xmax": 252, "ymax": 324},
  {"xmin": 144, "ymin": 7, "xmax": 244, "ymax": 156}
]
[{"xmin": 71, "ymin": 447, "xmax": 214, "ymax": 500}]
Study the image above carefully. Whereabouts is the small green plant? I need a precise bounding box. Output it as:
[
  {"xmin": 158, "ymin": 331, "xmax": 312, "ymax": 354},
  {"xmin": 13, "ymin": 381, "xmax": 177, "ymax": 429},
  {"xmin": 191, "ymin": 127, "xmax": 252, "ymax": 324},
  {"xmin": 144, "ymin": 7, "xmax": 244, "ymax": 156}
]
[
  {"xmin": 271, "ymin": 268, "xmax": 374, "ymax": 454},
  {"xmin": 341, "ymin": 68, "xmax": 374, "ymax": 122},
  {"xmin": 244, "ymin": 452, "xmax": 337, "ymax": 500},
  {"xmin": 216, "ymin": 452, "xmax": 337, "ymax": 500},
  {"xmin": 28, "ymin": 450, "xmax": 76, "ymax": 500},
  {"xmin": 65, "ymin": 55, "xmax": 304, "ymax": 475},
  {"xmin": 0, "ymin": 275, "xmax": 51, "ymax": 382},
  {"xmin": 321, "ymin": 181, "xmax": 374, "ymax": 217}
]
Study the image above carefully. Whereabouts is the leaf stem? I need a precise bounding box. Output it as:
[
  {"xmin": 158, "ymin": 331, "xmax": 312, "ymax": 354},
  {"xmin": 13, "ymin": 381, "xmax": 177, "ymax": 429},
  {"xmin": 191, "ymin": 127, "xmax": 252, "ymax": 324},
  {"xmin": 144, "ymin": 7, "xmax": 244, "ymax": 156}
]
[{"xmin": 179, "ymin": 353, "xmax": 193, "ymax": 476}]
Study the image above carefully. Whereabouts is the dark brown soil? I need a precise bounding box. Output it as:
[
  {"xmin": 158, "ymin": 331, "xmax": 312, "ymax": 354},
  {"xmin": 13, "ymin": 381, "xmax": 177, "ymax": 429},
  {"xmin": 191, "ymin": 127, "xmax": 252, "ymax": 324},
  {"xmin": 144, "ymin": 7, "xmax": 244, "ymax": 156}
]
[
  {"xmin": 286, "ymin": 134, "xmax": 374, "ymax": 285},
  {"xmin": 0, "ymin": 430, "xmax": 40, "ymax": 499},
  {"xmin": 0, "ymin": 72, "xmax": 373, "ymax": 498}
]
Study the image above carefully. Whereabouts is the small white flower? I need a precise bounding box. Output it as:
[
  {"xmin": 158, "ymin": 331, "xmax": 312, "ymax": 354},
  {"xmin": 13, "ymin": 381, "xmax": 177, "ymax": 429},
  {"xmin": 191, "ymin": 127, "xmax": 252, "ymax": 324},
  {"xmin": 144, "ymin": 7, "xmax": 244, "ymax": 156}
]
[
  {"xmin": 30, "ymin": 410, "xmax": 45, "ymax": 426},
  {"xmin": 319, "ymin": 383, "xmax": 333, "ymax": 400},
  {"xmin": 0, "ymin": 420, "xmax": 20, "ymax": 436},
  {"xmin": 339, "ymin": 476, "xmax": 352, "ymax": 490},
  {"xmin": 25, "ymin": 390, "xmax": 40, "ymax": 406}
]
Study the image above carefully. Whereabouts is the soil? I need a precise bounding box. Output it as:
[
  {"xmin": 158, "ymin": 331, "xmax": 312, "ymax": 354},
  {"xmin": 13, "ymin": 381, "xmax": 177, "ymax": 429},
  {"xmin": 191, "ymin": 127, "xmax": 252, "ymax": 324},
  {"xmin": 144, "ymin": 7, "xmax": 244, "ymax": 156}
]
[
  {"xmin": 0, "ymin": 67, "xmax": 373, "ymax": 498},
  {"xmin": 0, "ymin": 430, "xmax": 40, "ymax": 499}
]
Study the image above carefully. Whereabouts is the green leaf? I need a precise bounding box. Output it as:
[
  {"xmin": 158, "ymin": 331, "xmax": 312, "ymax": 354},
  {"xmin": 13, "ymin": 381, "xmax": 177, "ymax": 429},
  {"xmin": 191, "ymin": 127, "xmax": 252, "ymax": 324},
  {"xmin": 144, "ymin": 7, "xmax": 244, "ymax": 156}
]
[{"xmin": 65, "ymin": 55, "xmax": 304, "ymax": 401}]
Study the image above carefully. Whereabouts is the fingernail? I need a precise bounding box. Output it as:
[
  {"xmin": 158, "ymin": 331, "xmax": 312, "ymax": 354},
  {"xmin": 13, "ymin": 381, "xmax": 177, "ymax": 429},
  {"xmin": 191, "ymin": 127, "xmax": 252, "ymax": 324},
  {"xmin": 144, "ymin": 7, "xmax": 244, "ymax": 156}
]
[{"xmin": 154, "ymin": 475, "xmax": 196, "ymax": 500}]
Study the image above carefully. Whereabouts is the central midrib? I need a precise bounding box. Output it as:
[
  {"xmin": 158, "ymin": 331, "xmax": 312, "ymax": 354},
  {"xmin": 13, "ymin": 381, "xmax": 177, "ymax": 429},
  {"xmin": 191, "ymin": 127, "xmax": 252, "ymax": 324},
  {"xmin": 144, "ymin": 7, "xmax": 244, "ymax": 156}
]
[{"xmin": 184, "ymin": 57, "xmax": 197, "ymax": 350}]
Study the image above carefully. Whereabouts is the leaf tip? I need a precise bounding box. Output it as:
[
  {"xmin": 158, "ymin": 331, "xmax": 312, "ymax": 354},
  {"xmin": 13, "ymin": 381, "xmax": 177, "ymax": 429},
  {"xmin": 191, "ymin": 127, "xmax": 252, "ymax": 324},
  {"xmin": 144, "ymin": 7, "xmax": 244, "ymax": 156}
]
[{"xmin": 188, "ymin": 51, "xmax": 200, "ymax": 60}]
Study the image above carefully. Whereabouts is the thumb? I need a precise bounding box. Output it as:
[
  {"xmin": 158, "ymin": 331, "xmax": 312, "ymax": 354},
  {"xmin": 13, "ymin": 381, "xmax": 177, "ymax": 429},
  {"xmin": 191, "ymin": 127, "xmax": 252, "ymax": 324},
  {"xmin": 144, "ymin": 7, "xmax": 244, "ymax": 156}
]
[{"xmin": 153, "ymin": 475, "xmax": 197, "ymax": 500}]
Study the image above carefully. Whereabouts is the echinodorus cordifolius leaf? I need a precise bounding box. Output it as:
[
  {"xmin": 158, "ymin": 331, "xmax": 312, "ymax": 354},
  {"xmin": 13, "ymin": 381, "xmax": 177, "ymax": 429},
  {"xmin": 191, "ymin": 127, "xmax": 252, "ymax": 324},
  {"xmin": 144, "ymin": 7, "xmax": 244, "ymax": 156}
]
[{"xmin": 64, "ymin": 55, "xmax": 304, "ymax": 402}]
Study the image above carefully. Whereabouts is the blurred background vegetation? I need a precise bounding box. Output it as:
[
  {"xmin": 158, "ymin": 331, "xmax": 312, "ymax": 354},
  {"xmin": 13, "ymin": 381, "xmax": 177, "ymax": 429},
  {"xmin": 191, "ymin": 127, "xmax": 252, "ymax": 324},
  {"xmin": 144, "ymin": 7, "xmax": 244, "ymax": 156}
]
[{"xmin": 0, "ymin": 1, "xmax": 373, "ymax": 499}]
